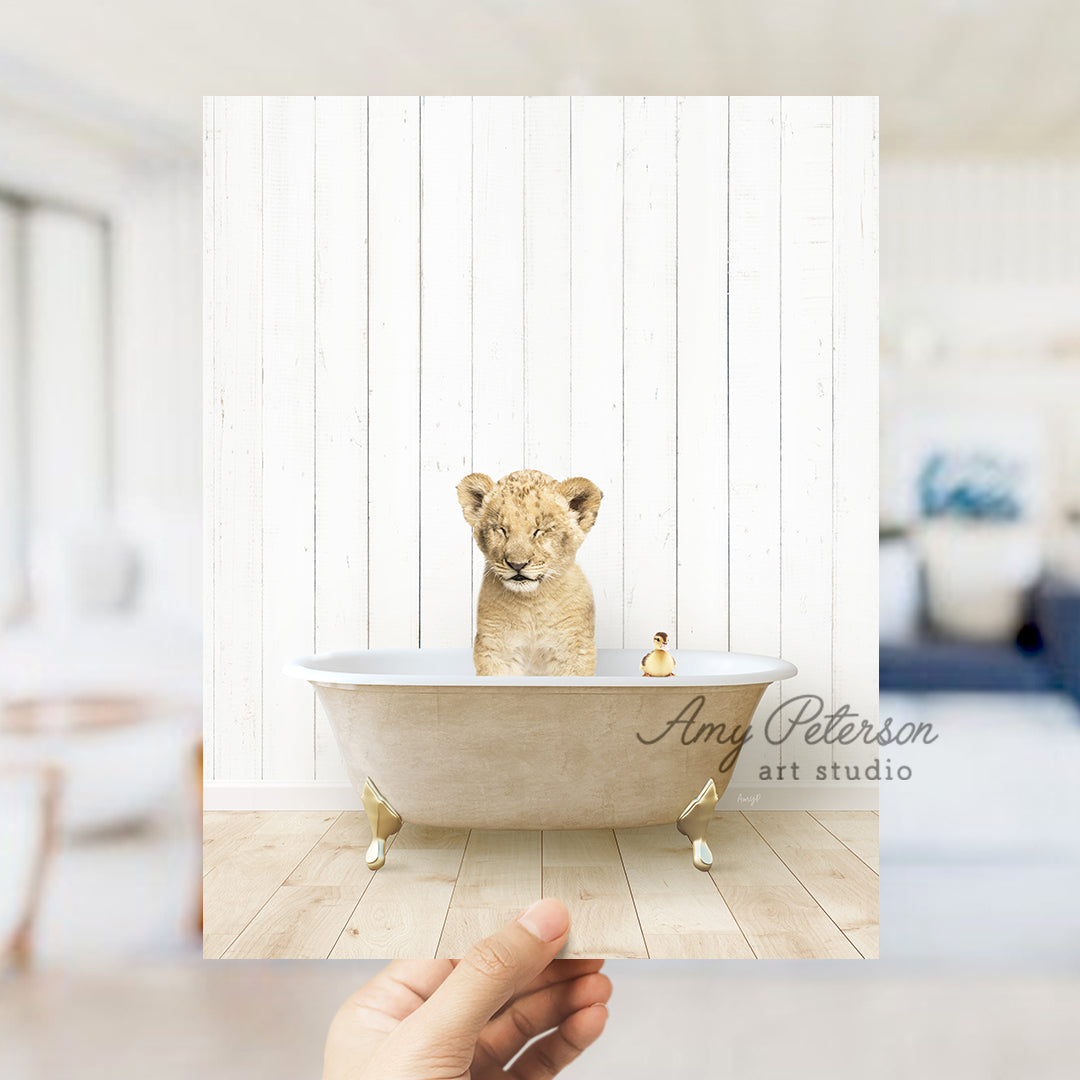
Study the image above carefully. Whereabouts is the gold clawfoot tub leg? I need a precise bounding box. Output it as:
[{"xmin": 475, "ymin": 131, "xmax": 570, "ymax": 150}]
[
  {"xmin": 676, "ymin": 778, "xmax": 720, "ymax": 872},
  {"xmin": 361, "ymin": 778, "xmax": 402, "ymax": 870}
]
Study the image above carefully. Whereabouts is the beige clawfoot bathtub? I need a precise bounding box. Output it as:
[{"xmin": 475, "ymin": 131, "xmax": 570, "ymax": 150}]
[{"xmin": 284, "ymin": 648, "xmax": 796, "ymax": 871}]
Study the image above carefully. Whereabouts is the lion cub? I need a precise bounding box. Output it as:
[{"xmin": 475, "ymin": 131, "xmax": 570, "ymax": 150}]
[{"xmin": 456, "ymin": 469, "xmax": 603, "ymax": 676}]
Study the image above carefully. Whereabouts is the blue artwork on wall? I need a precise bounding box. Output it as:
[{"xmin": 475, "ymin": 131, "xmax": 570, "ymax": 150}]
[{"xmin": 918, "ymin": 451, "xmax": 1024, "ymax": 521}]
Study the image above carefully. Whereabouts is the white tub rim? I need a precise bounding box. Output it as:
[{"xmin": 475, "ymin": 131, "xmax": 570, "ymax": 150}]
[{"xmin": 284, "ymin": 647, "xmax": 797, "ymax": 688}]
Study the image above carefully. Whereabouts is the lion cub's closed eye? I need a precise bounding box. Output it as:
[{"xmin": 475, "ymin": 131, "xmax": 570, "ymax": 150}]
[{"xmin": 456, "ymin": 469, "xmax": 603, "ymax": 676}]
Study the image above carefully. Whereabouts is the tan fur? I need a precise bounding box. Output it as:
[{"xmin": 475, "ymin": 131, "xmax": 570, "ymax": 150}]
[{"xmin": 456, "ymin": 469, "xmax": 603, "ymax": 676}]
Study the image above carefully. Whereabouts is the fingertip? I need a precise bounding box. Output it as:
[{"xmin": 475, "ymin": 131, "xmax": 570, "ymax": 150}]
[
  {"xmin": 566, "ymin": 1001, "xmax": 609, "ymax": 1046},
  {"xmin": 590, "ymin": 971, "xmax": 613, "ymax": 1005},
  {"xmin": 516, "ymin": 897, "xmax": 571, "ymax": 943},
  {"xmin": 586, "ymin": 1002, "xmax": 609, "ymax": 1032},
  {"xmin": 571, "ymin": 969, "xmax": 612, "ymax": 1006}
]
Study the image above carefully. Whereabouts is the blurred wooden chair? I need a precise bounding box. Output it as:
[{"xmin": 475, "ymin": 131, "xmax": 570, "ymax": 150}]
[
  {"xmin": 0, "ymin": 765, "xmax": 61, "ymax": 972},
  {"xmin": 1, "ymin": 696, "xmax": 204, "ymax": 949}
]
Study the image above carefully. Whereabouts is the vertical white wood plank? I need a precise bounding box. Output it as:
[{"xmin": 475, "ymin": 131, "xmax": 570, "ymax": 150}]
[
  {"xmin": 213, "ymin": 96, "xmax": 263, "ymax": 781},
  {"xmin": 0, "ymin": 202, "xmax": 23, "ymax": 622},
  {"xmin": 471, "ymin": 96, "xmax": 525, "ymax": 637},
  {"xmin": 471, "ymin": 96, "xmax": 525, "ymax": 478},
  {"xmin": 261, "ymin": 96, "xmax": 315, "ymax": 782},
  {"xmin": 524, "ymin": 97, "xmax": 571, "ymax": 479},
  {"xmin": 727, "ymin": 96, "xmax": 782, "ymax": 786},
  {"xmin": 832, "ymin": 97, "xmax": 879, "ymax": 779},
  {"xmin": 622, "ymin": 95, "xmax": 677, "ymax": 648},
  {"xmin": 368, "ymin": 97, "xmax": 421, "ymax": 649},
  {"xmin": 675, "ymin": 96, "xmax": 728, "ymax": 651},
  {"xmin": 202, "ymin": 97, "xmax": 216, "ymax": 778},
  {"xmin": 419, "ymin": 96, "xmax": 474, "ymax": 650},
  {"xmin": 779, "ymin": 96, "xmax": 834, "ymax": 781},
  {"xmin": 570, "ymin": 96, "xmax": 624, "ymax": 649},
  {"xmin": 313, "ymin": 96, "xmax": 368, "ymax": 782},
  {"xmin": 25, "ymin": 209, "xmax": 108, "ymax": 536}
]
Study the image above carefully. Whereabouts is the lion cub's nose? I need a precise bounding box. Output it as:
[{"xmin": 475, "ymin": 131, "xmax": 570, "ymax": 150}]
[{"xmin": 507, "ymin": 560, "xmax": 529, "ymax": 571}]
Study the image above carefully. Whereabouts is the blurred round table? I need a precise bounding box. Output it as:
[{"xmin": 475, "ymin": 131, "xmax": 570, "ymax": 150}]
[
  {"xmin": 0, "ymin": 695, "xmax": 199, "ymax": 835},
  {"xmin": 1, "ymin": 697, "xmax": 149, "ymax": 733}
]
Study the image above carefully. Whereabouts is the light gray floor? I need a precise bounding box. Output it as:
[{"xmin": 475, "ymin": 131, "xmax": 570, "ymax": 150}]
[
  {"xmin": 34, "ymin": 796, "xmax": 200, "ymax": 967},
  {"xmin": 4, "ymin": 960, "xmax": 1080, "ymax": 1079},
  {"xmin": 880, "ymin": 691, "xmax": 1080, "ymax": 965}
]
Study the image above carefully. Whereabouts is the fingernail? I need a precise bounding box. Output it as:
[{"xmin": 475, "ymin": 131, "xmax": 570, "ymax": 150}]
[{"xmin": 517, "ymin": 898, "xmax": 569, "ymax": 942}]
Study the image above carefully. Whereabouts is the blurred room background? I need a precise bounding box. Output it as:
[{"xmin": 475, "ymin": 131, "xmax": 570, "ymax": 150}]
[
  {"xmin": 878, "ymin": 151, "xmax": 1080, "ymax": 965},
  {"xmin": 3, "ymin": 1, "xmax": 1080, "ymax": 1076},
  {"xmin": 0, "ymin": 39, "xmax": 202, "ymax": 970}
]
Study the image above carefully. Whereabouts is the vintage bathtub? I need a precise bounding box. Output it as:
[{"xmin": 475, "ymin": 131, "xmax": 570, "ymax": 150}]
[{"xmin": 284, "ymin": 648, "xmax": 796, "ymax": 871}]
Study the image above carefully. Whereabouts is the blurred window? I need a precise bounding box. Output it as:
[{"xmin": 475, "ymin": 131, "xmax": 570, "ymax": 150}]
[{"xmin": 0, "ymin": 194, "xmax": 111, "ymax": 624}]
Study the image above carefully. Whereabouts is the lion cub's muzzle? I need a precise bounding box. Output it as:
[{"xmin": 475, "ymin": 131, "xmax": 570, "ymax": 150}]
[{"xmin": 500, "ymin": 567, "xmax": 543, "ymax": 591}]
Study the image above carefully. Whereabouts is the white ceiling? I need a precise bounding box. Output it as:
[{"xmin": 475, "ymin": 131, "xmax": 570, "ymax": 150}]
[{"xmin": 1, "ymin": 0, "xmax": 1079, "ymax": 159}]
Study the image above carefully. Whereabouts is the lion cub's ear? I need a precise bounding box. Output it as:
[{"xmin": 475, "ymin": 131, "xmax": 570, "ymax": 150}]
[
  {"xmin": 457, "ymin": 473, "xmax": 495, "ymax": 526},
  {"xmin": 557, "ymin": 477, "xmax": 603, "ymax": 533}
]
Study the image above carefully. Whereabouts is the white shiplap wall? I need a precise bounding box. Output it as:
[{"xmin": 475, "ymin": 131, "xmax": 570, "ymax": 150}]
[{"xmin": 206, "ymin": 96, "xmax": 878, "ymax": 809}]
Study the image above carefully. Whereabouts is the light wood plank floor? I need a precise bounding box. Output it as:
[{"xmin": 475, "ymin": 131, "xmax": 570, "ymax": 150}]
[{"xmin": 204, "ymin": 810, "xmax": 878, "ymax": 960}]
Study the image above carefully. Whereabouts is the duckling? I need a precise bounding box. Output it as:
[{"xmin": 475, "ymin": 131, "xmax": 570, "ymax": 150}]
[{"xmin": 641, "ymin": 631, "xmax": 676, "ymax": 677}]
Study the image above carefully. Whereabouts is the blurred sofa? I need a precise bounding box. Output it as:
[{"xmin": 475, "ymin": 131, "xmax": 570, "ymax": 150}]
[
  {"xmin": 881, "ymin": 576, "xmax": 1080, "ymax": 700},
  {"xmin": 0, "ymin": 523, "xmax": 201, "ymax": 834}
]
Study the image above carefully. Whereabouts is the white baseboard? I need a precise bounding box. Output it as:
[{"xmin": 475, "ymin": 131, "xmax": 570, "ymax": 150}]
[
  {"xmin": 203, "ymin": 780, "xmax": 878, "ymax": 813},
  {"xmin": 204, "ymin": 781, "xmax": 363, "ymax": 811}
]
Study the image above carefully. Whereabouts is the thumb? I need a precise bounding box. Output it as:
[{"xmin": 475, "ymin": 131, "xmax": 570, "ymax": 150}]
[{"xmin": 405, "ymin": 899, "xmax": 571, "ymax": 1050}]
